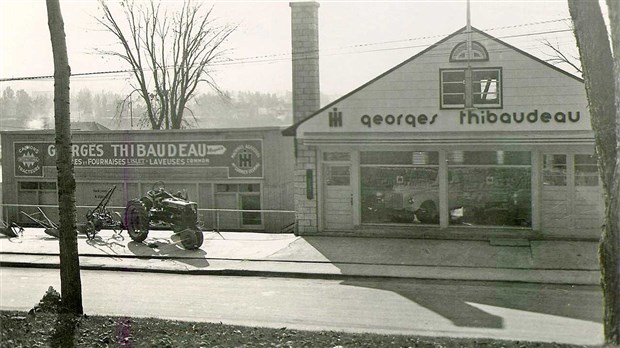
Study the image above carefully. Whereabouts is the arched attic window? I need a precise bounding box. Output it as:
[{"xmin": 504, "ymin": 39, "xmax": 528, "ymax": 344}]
[{"xmin": 450, "ymin": 41, "xmax": 489, "ymax": 62}]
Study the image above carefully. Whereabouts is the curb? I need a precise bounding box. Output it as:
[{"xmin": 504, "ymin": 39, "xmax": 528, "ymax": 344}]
[{"xmin": 0, "ymin": 253, "xmax": 601, "ymax": 286}]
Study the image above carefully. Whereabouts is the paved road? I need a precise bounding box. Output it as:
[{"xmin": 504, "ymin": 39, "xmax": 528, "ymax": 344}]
[{"xmin": 0, "ymin": 267, "xmax": 603, "ymax": 345}]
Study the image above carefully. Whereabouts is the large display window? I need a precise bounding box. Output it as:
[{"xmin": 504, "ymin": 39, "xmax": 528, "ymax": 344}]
[
  {"xmin": 448, "ymin": 151, "xmax": 531, "ymax": 227},
  {"xmin": 361, "ymin": 151, "xmax": 439, "ymax": 224}
]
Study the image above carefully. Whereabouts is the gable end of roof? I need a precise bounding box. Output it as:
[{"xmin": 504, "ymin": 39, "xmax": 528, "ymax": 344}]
[{"xmin": 283, "ymin": 26, "xmax": 583, "ymax": 136}]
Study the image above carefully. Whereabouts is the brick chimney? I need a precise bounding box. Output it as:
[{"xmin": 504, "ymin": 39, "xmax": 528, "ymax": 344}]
[{"xmin": 290, "ymin": 1, "xmax": 320, "ymax": 124}]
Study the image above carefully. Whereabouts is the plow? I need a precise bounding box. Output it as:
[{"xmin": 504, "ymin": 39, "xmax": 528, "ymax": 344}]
[
  {"xmin": 20, "ymin": 185, "xmax": 123, "ymax": 240},
  {"xmin": 0, "ymin": 218, "xmax": 24, "ymax": 238},
  {"xmin": 21, "ymin": 207, "xmax": 62, "ymax": 238},
  {"xmin": 14, "ymin": 183, "xmax": 205, "ymax": 250}
]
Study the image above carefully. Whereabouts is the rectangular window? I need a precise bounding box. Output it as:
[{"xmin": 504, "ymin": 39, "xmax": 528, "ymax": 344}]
[
  {"xmin": 361, "ymin": 151, "xmax": 439, "ymax": 165},
  {"xmin": 361, "ymin": 151, "xmax": 440, "ymax": 225},
  {"xmin": 448, "ymin": 151, "xmax": 531, "ymax": 227},
  {"xmin": 441, "ymin": 70, "xmax": 465, "ymax": 107},
  {"xmin": 441, "ymin": 68, "xmax": 502, "ymax": 109},
  {"xmin": 472, "ymin": 69, "xmax": 500, "ymax": 106},
  {"xmin": 239, "ymin": 184, "xmax": 260, "ymax": 192},
  {"xmin": 543, "ymin": 154, "xmax": 567, "ymax": 186},
  {"xmin": 575, "ymin": 154, "xmax": 599, "ymax": 186},
  {"xmin": 323, "ymin": 152, "xmax": 350, "ymax": 162},
  {"xmin": 326, "ymin": 166, "xmax": 350, "ymax": 186},
  {"xmin": 448, "ymin": 151, "xmax": 530, "ymax": 166},
  {"xmin": 361, "ymin": 167, "xmax": 439, "ymax": 224},
  {"xmin": 216, "ymin": 184, "xmax": 238, "ymax": 193},
  {"xmin": 19, "ymin": 182, "xmax": 57, "ymax": 191},
  {"xmin": 20, "ymin": 182, "xmax": 40, "ymax": 190},
  {"xmin": 241, "ymin": 195, "xmax": 261, "ymax": 225}
]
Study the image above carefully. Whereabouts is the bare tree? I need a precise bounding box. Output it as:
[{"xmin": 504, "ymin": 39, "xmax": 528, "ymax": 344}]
[
  {"xmin": 540, "ymin": 38, "xmax": 582, "ymax": 75},
  {"xmin": 568, "ymin": 0, "xmax": 620, "ymax": 344},
  {"xmin": 96, "ymin": 0, "xmax": 236, "ymax": 129},
  {"xmin": 46, "ymin": 0, "xmax": 83, "ymax": 315}
]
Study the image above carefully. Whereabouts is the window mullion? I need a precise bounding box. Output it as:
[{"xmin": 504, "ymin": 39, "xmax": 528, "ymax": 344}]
[{"xmin": 464, "ymin": 67, "xmax": 473, "ymax": 108}]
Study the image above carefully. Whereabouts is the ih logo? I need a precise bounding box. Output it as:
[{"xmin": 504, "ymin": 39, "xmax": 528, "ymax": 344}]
[
  {"xmin": 15, "ymin": 143, "xmax": 43, "ymax": 177},
  {"xmin": 238, "ymin": 149, "xmax": 253, "ymax": 168},
  {"xmin": 329, "ymin": 107, "xmax": 342, "ymax": 127},
  {"xmin": 231, "ymin": 144, "xmax": 262, "ymax": 176}
]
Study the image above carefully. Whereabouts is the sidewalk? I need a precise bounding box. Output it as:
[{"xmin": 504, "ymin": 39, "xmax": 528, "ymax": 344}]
[{"xmin": 0, "ymin": 228, "xmax": 600, "ymax": 285}]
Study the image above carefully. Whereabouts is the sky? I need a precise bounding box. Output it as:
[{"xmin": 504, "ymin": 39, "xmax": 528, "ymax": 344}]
[{"xmin": 0, "ymin": 0, "xmax": 591, "ymax": 99}]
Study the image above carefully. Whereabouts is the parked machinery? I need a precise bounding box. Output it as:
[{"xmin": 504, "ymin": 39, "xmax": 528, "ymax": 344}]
[
  {"xmin": 124, "ymin": 181, "xmax": 204, "ymax": 250},
  {"xmin": 22, "ymin": 206, "xmax": 97, "ymax": 239},
  {"xmin": 85, "ymin": 185, "xmax": 123, "ymax": 236},
  {"xmin": 0, "ymin": 219, "xmax": 23, "ymax": 238}
]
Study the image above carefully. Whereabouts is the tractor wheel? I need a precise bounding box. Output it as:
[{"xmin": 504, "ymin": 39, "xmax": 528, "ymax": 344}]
[
  {"xmin": 125, "ymin": 200, "xmax": 149, "ymax": 242},
  {"xmin": 179, "ymin": 228, "xmax": 204, "ymax": 250}
]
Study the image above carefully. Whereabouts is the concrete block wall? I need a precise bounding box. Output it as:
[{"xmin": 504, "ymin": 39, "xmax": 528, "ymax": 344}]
[{"xmin": 294, "ymin": 143, "xmax": 318, "ymax": 234}]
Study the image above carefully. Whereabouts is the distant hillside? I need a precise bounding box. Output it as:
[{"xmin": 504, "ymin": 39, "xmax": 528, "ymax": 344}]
[{"xmin": 0, "ymin": 87, "xmax": 339, "ymax": 131}]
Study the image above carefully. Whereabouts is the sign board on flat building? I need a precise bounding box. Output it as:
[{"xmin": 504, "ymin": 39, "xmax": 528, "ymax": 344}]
[{"xmin": 14, "ymin": 139, "xmax": 263, "ymax": 178}]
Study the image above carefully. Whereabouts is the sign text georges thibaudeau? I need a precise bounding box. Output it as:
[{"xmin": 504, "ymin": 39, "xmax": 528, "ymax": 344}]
[{"xmin": 14, "ymin": 140, "xmax": 262, "ymax": 178}]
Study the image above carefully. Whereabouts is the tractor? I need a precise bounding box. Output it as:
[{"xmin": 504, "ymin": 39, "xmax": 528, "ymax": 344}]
[{"xmin": 124, "ymin": 181, "xmax": 204, "ymax": 250}]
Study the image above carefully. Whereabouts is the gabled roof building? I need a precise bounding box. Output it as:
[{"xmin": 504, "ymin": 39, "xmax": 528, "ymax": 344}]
[{"xmin": 285, "ymin": 4, "xmax": 601, "ymax": 242}]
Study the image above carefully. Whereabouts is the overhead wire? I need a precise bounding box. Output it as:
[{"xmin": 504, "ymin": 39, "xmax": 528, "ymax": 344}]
[{"xmin": 0, "ymin": 19, "xmax": 576, "ymax": 83}]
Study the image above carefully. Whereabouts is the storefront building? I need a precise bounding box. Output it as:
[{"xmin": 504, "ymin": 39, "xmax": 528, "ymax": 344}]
[
  {"xmin": 1, "ymin": 127, "xmax": 295, "ymax": 232},
  {"xmin": 284, "ymin": 23, "xmax": 603, "ymax": 240}
]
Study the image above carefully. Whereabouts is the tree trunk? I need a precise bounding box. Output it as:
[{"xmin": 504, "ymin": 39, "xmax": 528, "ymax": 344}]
[
  {"xmin": 568, "ymin": 0, "xmax": 620, "ymax": 344},
  {"xmin": 46, "ymin": 0, "xmax": 83, "ymax": 315},
  {"xmin": 606, "ymin": 0, "xmax": 620, "ymax": 343}
]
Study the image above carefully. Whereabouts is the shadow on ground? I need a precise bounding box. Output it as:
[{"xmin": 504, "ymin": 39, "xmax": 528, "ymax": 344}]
[
  {"xmin": 126, "ymin": 240, "xmax": 209, "ymax": 268},
  {"xmin": 303, "ymin": 237, "xmax": 603, "ymax": 329}
]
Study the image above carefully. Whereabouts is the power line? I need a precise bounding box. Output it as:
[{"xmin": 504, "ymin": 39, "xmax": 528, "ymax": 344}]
[
  {"xmin": 216, "ymin": 18, "xmax": 572, "ymax": 63},
  {"xmin": 337, "ymin": 17, "xmax": 571, "ymax": 50},
  {"xmin": 0, "ymin": 69, "xmax": 134, "ymax": 82},
  {"xmin": 0, "ymin": 23, "xmax": 576, "ymax": 82}
]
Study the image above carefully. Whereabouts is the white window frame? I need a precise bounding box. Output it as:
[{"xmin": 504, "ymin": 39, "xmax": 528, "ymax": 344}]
[{"xmin": 440, "ymin": 67, "xmax": 502, "ymax": 109}]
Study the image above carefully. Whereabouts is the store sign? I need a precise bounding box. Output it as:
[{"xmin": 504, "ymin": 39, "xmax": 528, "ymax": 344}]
[
  {"xmin": 13, "ymin": 140, "xmax": 263, "ymax": 178},
  {"xmin": 459, "ymin": 109, "xmax": 581, "ymax": 125},
  {"xmin": 230, "ymin": 144, "xmax": 262, "ymax": 175},
  {"xmin": 305, "ymin": 102, "xmax": 590, "ymax": 134},
  {"xmin": 348, "ymin": 109, "xmax": 589, "ymax": 131},
  {"xmin": 361, "ymin": 113, "xmax": 438, "ymax": 128},
  {"xmin": 357, "ymin": 109, "xmax": 583, "ymax": 129},
  {"xmin": 15, "ymin": 143, "xmax": 44, "ymax": 177}
]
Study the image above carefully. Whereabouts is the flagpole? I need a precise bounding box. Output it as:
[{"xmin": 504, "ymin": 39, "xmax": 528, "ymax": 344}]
[{"xmin": 465, "ymin": 0, "xmax": 473, "ymax": 108}]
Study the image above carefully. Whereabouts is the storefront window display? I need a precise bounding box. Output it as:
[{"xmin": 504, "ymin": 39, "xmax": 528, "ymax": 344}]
[
  {"xmin": 448, "ymin": 151, "xmax": 531, "ymax": 227},
  {"xmin": 361, "ymin": 151, "xmax": 439, "ymax": 224}
]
